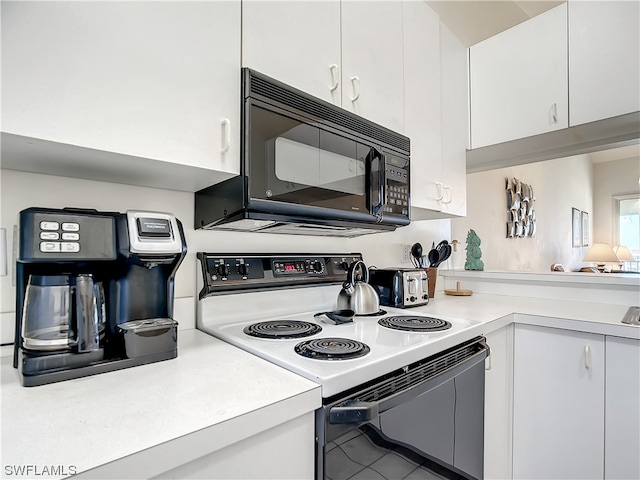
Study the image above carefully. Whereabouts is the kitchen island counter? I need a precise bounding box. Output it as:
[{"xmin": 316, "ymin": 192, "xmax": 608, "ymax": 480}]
[
  {"xmin": 416, "ymin": 291, "xmax": 639, "ymax": 339},
  {"xmin": 0, "ymin": 329, "xmax": 321, "ymax": 479}
]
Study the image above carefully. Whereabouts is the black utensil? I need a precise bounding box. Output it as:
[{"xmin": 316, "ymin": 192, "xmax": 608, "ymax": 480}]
[
  {"xmin": 435, "ymin": 240, "xmax": 448, "ymax": 254},
  {"xmin": 434, "ymin": 244, "xmax": 452, "ymax": 267},
  {"xmin": 410, "ymin": 243, "xmax": 423, "ymax": 267},
  {"xmin": 428, "ymin": 249, "xmax": 439, "ymax": 267},
  {"xmin": 314, "ymin": 309, "xmax": 355, "ymax": 325}
]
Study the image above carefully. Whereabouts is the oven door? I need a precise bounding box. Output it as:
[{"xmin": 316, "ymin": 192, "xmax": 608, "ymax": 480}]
[
  {"xmin": 318, "ymin": 337, "xmax": 489, "ymax": 480},
  {"xmin": 245, "ymin": 100, "xmax": 387, "ymax": 221}
]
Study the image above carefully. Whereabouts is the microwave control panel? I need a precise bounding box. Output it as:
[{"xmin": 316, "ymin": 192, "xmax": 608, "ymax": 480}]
[
  {"xmin": 198, "ymin": 253, "xmax": 362, "ymax": 296},
  {"xmin": 383, "ymin": 155, "xmax": 409, "ymax": 217}
]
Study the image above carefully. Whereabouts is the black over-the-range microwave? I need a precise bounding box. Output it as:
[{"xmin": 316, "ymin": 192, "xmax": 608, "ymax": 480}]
[{"xmin": 195, "ymin": 68, "xmax": 411, "ymax": 237}]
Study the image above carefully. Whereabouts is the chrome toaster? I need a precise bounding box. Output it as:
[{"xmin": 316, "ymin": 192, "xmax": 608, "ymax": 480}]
[{"xmin": 368, "ymin": 268, "xmax": 429, "ymax": 308}]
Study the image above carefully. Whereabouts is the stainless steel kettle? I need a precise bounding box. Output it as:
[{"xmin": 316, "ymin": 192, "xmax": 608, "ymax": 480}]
[{"xmin": 337, "ymin": 260, "xmax": 380, "ymax": 315}]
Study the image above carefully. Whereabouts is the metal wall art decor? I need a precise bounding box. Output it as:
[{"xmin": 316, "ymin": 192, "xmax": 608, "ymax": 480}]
[{"xmin": 506, "ymin": 177, "xmax": 536, "ymax": 238}]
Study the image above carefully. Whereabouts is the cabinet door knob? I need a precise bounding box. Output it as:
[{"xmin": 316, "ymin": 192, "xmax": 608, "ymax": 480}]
[
  {"xmin": 435, "ymin": 182, "xmax": 444, "ymax": 201},
  {"xmin": 221, "ymin": 118, "xmax": 231, "ymax": 154},
  {"xmin": 329, "ymin": 64, "xmax": 339, "ymax": 92},
  {"xmin": 551, "ymin": 102, "xmax": 558, "ymax": 124},
  {"xmin": 350, "ymin": 76, "xmax": 360, "ymax": 102}
]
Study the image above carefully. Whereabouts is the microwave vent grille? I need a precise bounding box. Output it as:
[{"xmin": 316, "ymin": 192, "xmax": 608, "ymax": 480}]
[{"xmin": 249, "ymin": 74, "xmax": 410, "ymax": 155}]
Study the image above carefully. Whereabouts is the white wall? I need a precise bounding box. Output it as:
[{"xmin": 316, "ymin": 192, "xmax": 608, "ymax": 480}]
[
  {"xmin": 0, "ymin": 169, "xmax": 450, "ymax": 343},
  {"xmin": 593, "ymin": 156, "xmax": 640, "ymax": 245},
  {"xmin": 451, "ymin": 154, "xmax": 593, "ymax": 272}
]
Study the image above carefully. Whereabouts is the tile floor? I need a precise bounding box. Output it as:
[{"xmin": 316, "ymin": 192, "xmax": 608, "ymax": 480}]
[{"xmin": 324, "ymin": 426, "xmax": 464, "ymax": 480}]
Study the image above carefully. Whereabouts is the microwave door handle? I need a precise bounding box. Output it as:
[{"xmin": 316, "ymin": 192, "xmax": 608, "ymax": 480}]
[{"xmin": 368, "ymin": 148, "xmax": 386, "ymax": 218}]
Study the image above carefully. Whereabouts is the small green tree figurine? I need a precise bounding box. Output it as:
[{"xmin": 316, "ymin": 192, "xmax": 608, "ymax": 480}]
[{"xmin": 464, "ymin": 229, "xmax": 484, "ymax": 271}]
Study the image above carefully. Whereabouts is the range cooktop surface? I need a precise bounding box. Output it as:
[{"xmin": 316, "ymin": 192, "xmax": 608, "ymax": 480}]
[{"xmin": 196, "ymin": 253, "xmax": 481, "ymax": 397}]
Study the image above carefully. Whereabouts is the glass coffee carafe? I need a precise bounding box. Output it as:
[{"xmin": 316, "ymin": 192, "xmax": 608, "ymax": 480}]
[{"xmin": 22, "ymin": 274, "xmax": 105, "ymax": 353}]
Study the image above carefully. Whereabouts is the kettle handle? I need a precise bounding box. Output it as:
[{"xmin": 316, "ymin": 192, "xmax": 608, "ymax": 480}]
[{"xmin": 346, "ymin": 260, "xmax": 369, "ymax": 287}]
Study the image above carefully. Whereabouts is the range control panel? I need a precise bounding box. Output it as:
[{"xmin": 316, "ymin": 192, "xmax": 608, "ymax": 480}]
[{"xmin": 197, "ymin": 253, "xmax": 362, "ymax": 297}]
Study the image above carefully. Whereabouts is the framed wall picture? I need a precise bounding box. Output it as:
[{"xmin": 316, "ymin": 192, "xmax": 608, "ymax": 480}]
[
  {"xmin": 572, "ymin": 208, "xmax": 581, "ymax": 247},
  {"xmin": 581, "ymin": 211, "xmax": 590, "ymax": 246}
]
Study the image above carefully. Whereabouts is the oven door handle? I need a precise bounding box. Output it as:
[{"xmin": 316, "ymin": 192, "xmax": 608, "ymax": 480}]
[
  {"xmin": 329, "ymin": 400, "xmax": 379, "ymax": 424},
  {"xmin": 329, "ymin": 341, "xmax": 489, "ymax": 425}
]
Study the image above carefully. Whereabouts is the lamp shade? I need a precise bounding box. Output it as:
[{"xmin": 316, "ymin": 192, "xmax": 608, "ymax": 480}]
[
  {"xmin": 583, "ymin": 243, "xmax": 620, "ymax": 263},
  {"xmin": 612, "ymin": 245, "xmax": 635, "ymax": 261}
]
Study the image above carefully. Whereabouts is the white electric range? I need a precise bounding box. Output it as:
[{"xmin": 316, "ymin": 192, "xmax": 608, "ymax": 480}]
[{"xmin": 196, "ymin": 253, "xmax": 489, "ymax": 480}]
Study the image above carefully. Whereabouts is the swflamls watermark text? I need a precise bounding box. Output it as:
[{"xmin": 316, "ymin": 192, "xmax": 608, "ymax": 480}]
[{"xmin": 3, "ymin": 465, "xmax": 78, "ymax": 477}]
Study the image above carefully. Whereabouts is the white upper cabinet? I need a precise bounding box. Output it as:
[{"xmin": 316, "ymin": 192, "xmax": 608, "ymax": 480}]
[
  {"xmin": 1, "ymin": 1, "xmax": 240, "ymax": 191},
  {"xmin": 341, "ymin": 1, "xmax": 404, "ymax": 132},
  {"xmin": 439, "ymin": 23, "xmax": 467, "ymax": 217},
  {"xmin": 469, "ymin": 4, "xmax": 568, "ymax": 149},
  {"xmin": 241, "ymin": 1, "xmax": 341, "ymax": 105},
  {"xmin": 404, "ymin": 2, "xmax": 467, "ymax": 218},
  {"xmin": 403, "ymin": 1, "xmax": 442, "ymax": 213},
  {"xmin": 242, "ymin": 1, "xmax": 404, "ymax": 133},
  {"xmin": 569, "ymin": 0, "xmax": 640, "ymax": 126}
]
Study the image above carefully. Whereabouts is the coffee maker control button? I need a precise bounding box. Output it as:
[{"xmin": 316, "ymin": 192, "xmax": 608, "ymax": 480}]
[
  {"xmin": 61, "ymin": 232, "xmax": 80, "ymax": 241},
  {"xmin": 40, "ymin": 221, "xmax": 60, "ymax": 231},
  {"xmin": 62, "ymin": 222, "xmax": 80, "ymax": 232},
  {"xmin": 40, "ymin": 232, "xmax": 60, "ymax": 240},
  {"xmin": 61, "ymin": 242, "xmax": 81, "ymax": 253},
  {"xmin": 40, "ymin": 241, "xmax": 61, "ymax": 252}
]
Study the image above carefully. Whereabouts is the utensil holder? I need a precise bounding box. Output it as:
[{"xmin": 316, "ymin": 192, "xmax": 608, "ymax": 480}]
[{"xmin": 426, "ymin": 267, "xmax": 437, "ymax": 299}]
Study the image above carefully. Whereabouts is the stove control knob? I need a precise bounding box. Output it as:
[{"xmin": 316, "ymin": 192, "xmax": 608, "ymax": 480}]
[
  {"xmin": 217, "ymin": 263, "xmax": 230, "ymax": 278},
  {"xmin": 238, "ymin": 263, "xmax": 250, "ymax": 278},
  {"xmin": 339, "ymin": 261, "xmax": 350, "ymax": 271},
  {"xmin": 311, "ymin": 260, "xmax": 324, "ymax": 273},
  {"xmin": 410, "ymin": 296, "xmax": 417, "ymax": 302}
]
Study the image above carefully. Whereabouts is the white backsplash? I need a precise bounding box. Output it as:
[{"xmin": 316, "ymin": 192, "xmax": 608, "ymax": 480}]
[{"xmin": 0, "ymin": 169, "xmax": 450, "ymax": 343}]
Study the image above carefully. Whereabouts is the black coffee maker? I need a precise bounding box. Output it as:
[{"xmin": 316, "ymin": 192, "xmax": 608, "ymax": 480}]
[{"xmin": 14, "ymin": 207, "xmax": 187, "ymax": 386}]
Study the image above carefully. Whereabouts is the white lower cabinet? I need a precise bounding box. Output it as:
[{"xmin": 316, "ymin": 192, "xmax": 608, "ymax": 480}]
[
  {"xmin": 605, "ymin": 336, "xmax": 640, "ymax": 480},
  {"xmin": 513, "ymin": 324, "xmax": 605, "ymax": 479},
  {"xmin": 483, "ymin": 325, "xmax": 514, "ymax": 480},
  {"xmin": 151, "ymin": 413, "xmax": 315, "ymax": 480},
  {"xmin": 75, "ymin": 412, "xmax": 316, "ymax": 480}
]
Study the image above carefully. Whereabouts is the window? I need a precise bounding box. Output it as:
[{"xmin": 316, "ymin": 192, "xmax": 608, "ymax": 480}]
[{"xmin": 615, "ymin": 194, "xmax": 640, "ymax": 272}]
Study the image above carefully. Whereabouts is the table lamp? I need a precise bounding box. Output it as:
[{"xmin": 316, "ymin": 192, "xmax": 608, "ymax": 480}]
[
  {"xmin": 583, "ymin": 243, "xmax": 620, "ymax": 272},
  {"xmin": 612, "ymin": 245, "xmax": 634, "ymax": 271}
]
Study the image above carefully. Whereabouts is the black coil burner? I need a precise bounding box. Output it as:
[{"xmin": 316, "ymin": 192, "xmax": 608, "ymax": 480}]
[
  {"xmin": 294, "ymin": 338, "xmax": 371, "ymax": 360},
  {"xmin": 243, "ymin": 320, "xmax": 322, "ymax": 339},
  {"xmin": 378, "ymin": 316, "xmax": 452, "ymax": 332}
]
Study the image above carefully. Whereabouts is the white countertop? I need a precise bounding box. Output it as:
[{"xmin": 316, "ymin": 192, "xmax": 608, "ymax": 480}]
[
  {"xmin": 0, "ymin": 329, "xmax": 321, "ymax": 479},
  {"xmin": 1, "ymin": 291, "xmax": 637, "ymax": 479},
  {"xmin": 414, "ymin": 291, "xmax": 639, "ymax": 339}
]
